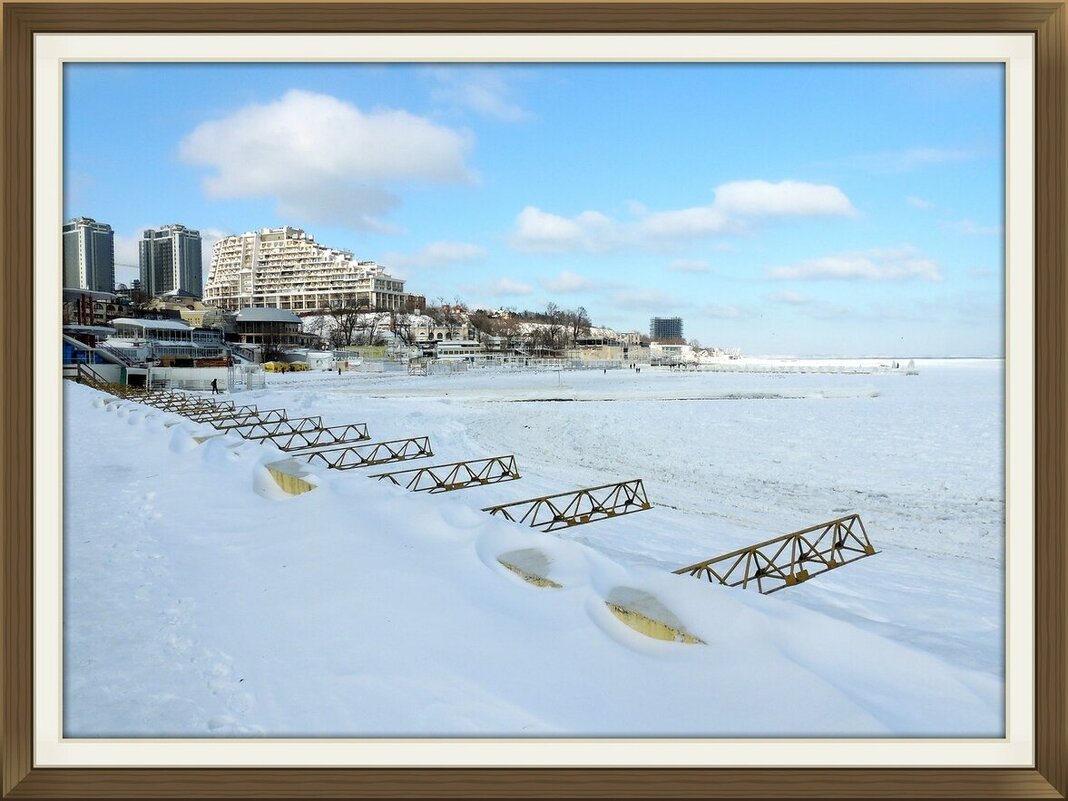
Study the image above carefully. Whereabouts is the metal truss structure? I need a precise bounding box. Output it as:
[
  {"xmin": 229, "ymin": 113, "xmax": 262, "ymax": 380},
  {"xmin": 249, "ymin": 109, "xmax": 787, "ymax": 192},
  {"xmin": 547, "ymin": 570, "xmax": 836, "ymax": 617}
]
[
  {"xmin": 147, "ymin": 396, "xmax": 240, "ymax": 414},
  {"xmin": 371, "ymin": 455, "xmax": 519, "ymax": 493},
  {"xmin": 269, "ymin": 423, "xmax": 371, "ymax": 452},
  {"xmin": 673, "ymin": 513, "xmax": 877, "ymax": 594},
  {"xmin": 303, "ymin": 436, "xmax": 433, "ymax": 470},
  {"xmin": 185, "ymin": 404, "xmax": 261, "ymax": 422},
  {"xmin": 76, "ymin": 375, "xmax": 880, "ymax": 604},
  {"xmin": 482, "ymin": 479, "xmax": 652, "ymax": 532},
  {"xmin": 232, "ymin": 417, "xmax": 325, "ymax": 441},
  {"xmin": 210, "ymin": 408, "xmax": 289, "ymax": 429}
]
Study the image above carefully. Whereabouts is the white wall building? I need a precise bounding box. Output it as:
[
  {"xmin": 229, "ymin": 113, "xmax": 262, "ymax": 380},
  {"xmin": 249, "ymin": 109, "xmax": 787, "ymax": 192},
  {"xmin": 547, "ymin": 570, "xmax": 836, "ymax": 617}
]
[
  {"xmin": 204, "ymin": 227, "xmax": 406, "ymax": 313},
  {"xmin": 409, "ymin": 315, "xmax": 476, "ymax": 343}
]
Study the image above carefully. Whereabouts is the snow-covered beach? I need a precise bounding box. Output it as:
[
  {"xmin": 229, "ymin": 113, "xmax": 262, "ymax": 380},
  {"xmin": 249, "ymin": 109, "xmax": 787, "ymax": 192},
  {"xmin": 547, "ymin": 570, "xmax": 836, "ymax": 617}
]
[{"xmin": 63, "ymin": 358, "xmax": 1004, "ymax": 738}]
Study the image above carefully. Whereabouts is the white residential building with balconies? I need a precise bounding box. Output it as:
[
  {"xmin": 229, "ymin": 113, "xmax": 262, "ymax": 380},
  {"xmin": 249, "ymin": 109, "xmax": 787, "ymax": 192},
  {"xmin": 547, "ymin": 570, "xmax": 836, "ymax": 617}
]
[{"xmin": 204, "ymin": 227, "xmax": 406, "ymax": 313}]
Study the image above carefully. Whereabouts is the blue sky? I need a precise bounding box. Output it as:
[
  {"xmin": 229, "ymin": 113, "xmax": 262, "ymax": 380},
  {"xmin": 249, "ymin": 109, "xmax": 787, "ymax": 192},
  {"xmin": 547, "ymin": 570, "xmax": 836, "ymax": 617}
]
[{"xmin": 64, "ymin": 62, "xmax": 1004, "ymax": 356}]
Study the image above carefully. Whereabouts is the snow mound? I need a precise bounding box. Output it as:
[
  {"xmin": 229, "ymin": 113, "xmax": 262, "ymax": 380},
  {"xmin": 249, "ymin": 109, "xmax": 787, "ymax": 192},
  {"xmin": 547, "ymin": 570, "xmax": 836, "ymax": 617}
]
[{"xmin": 62, "ymin": 379, "xmax": 1002, "ymax": 738}]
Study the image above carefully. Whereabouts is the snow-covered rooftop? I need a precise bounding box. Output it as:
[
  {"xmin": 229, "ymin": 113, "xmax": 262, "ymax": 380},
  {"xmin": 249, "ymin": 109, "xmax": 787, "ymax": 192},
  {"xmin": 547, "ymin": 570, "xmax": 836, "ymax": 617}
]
[
  {"xmin": 235, "ymin": 308, "xmax": 302, "ymax": 324},
  {"xmin": 110, "ymin": 317, "xmax": 193, "ymax": 331}
]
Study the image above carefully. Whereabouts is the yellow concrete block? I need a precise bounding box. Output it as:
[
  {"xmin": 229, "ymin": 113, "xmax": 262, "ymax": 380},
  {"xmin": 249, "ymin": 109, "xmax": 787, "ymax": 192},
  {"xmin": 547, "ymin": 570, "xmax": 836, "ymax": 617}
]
[
  {"xmin": 605, "ymin": 587, "xmax": 703, "ymax": 644},
  {"xmin": 265, "ymin": 458, "xmax": 318, "ymax": 496},
  {"xmin": 497, "ymin": 548, "xmax": 562, "ymax": 589}
]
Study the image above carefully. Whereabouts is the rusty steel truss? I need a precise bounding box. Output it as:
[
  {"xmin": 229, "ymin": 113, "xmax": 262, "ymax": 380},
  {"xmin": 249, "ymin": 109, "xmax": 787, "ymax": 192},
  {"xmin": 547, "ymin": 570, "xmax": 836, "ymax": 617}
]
[
  {"xmin": 482, "ymin": 479, "xmax": 652, "ymax": 532},
  {"xmin": 302, "ymin": 436, "xmax": 433, "ymax": 470},
  {"xmin": 371, "ymin": 455, "xmax": 520, "ymax": 493},
  {"xmin": 232, "ymin": 417, "xmax": 325, "ymax": 441},
  {"xmin": 147, "ymin": 396, "xmax": 239, "ymax": 414},
  {"xmin": 185, "ymin": 404, "xmax": 261, "ymax": 422},
  {"xmin": 266, "ymin": 423, "xmax": 371, "ymax": 451},
  {"xmin": 673, "ymin": 513, "xmax": 877, "ymax": 594},
  {"xmin": 210, "ymin": 408, "xmax": 289, "ymax": 429}
]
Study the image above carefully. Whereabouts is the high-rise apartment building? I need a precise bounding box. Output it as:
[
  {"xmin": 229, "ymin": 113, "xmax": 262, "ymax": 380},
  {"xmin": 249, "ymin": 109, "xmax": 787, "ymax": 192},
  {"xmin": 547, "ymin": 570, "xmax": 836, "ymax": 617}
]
[
  {"xmin": 204, "ymin": 227, "xmax": 406, "ymax": 313},
  {"xmin": 63, "ymin": 217, "xmax": 115, "ymax": 292},
  {"xmin": 649, "ymin": 317, "xmax": 684, "ymax": 342},
  {"xmin": 139, "ymin": 224, "xmax": 203, "ymax": 298}
]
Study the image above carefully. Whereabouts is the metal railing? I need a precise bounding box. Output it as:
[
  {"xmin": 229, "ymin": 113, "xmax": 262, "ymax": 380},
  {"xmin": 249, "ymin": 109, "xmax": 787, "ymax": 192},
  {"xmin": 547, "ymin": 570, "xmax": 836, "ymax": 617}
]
[
  {"xmin": 95, "ymin": 343, "xmax": 140, "ymax": 367},
  {"xmin": 673, "ymin": 514, "xmax": 877, "ymax": 594},
  {"xmin": 74, "ymin": 363, "xmax": 111, "ymax": 388}
]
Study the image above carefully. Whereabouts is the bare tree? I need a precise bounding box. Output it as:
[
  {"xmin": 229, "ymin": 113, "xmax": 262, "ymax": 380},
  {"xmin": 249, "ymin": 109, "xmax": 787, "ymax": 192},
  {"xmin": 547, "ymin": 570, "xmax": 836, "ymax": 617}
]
[
  {"xmin": 543, "ymin": 302, "xmax": 563, "ymax": 350},
  {"xmin": 262, "ymin": 342, "xmax": 287, "ymax": 362},
  {"xmin": 356, "ymin": 311, "xmax": 389, "ymax": 346},
  {"xmin": 468, "ymin": 310, "xmax": 496, "ymax": 341},
  {"xmin": 328, "ymin": 297, "xmax": 361, "ymax": 348},
  {"xmin": 567, "ymin": 305, "xmax": 592, "ymax": 344},
  {"xmin": 388, "ymin": 309, "xmax": 413, "ymax": 345},
  {"xmin": 304, "ymin": 315, "xmax": 328, "ymax": 347}
]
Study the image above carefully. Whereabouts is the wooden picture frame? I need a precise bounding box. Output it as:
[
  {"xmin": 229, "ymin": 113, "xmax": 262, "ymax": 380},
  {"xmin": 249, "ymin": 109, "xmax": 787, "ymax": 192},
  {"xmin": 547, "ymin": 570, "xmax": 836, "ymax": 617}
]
[{"xmin": 2, "ymin": 2, "xmax": 1064, "ymax": 797}]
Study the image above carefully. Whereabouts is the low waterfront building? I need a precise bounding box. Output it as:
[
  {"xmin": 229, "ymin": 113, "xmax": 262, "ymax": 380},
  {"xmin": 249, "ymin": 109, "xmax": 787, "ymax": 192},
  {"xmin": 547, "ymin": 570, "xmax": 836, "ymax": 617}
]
[
  {"xmin": 409, "ymin": 315, "xmax": 476, "ymax": 343},
  {"xmin": 232, "ymin": 307, "xmax": 319, "ymax": 350},
  {"xmin": 106, "ymin": 317, "xmax": 228, "ymax": 366},
  {"xmin": 434, "ymin": 340, "xmax": 483, "ymax": 361},
  {"xmin": 144, "ymin": 289, "xmax": 229, "ymax": 329},
  {"xmin": 63, "ymin": 288, "xmax": 129, "ymax": 326}
]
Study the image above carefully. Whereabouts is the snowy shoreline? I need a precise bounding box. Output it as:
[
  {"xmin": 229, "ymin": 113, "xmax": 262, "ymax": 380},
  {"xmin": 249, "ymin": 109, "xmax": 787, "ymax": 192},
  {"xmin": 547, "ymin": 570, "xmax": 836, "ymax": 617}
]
[{"xmin": 63, "ymin": 361, "xmax": 1004, "ymax": 738}]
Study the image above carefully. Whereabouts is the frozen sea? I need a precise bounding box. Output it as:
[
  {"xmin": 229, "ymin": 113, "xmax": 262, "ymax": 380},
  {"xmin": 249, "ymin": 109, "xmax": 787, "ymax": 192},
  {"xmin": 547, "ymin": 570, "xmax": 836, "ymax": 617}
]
[
  {"xmin": 268, "ymin": 359, "xmax": 1005, "ymax": 676},
  {"xmin": 62, "ymin": 358, "xmax": 1004, "ymax": 737}
]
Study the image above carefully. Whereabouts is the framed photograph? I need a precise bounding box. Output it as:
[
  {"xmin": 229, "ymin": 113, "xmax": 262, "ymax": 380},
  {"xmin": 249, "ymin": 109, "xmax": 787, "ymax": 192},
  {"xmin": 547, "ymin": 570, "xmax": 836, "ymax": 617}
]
[{"xmin": 3, "ymin": 2, "xmax": 1064, "ymax": 798}]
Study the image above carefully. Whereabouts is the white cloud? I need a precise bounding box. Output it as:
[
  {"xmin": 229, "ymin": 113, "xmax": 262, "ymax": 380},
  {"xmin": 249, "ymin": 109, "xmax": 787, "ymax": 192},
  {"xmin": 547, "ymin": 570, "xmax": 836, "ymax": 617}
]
[
  {"xmin": 639, "ymin": 205, "xmax": 731, "ymax": 239},
  {"xmin": 712, "ymin": 180, "xmax": 857, "ymax": 218},
  {"xmin": 543, "ymin": 271, "xmax": 597, "ymax": 293},
  {"xmin": 944, "ymin": 218, "xmax": 1002, "ymax": 236},
  {"xmin": 845, "ymin": 146, "xmax": 978, "ymax": 173},
  {"xmin": 510, "ymin": 206, "xmax": 619, "ymax": 253},
  {"xmin": 769, "ymin": 290, "xmax": 810, "ymax": 304},
  {"xmin": 510, "ymin": 180, "xmax": 856, "ymax": 253},
  {"xmin": 766, "ymin": 246, "xmax": 943, "ymax": 282},
  {"xmin": 473, "ymin": 278, "xmax": 535, "ymax": 297},
  {"xmin": 700, "ymin": 303, "xmax": 746, "ymax": 319},
  {"xmin": 179, "ymin": 89, "xmax": 475, "ymax": 230},
  {"xmin": 112, "ymin": 231, "xmax": 142, "ymax": 274},
  {"xmin": 429, "ymin": 68, "xmax": 531, "ymax": 122},
  {"xmin": 610, "ymin": 289, "xmax": 683, "ymax": 311},
  {"xmin": 907, "ymin": 195, "xmax": 935, "ymax": 209},
  {"xmin": 383, "ymin": 241, "xmax": 487, "ymax": 270},
  {"xmin": 667, "ymin": 259, "xmax": 710, "ymax": 274}
]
